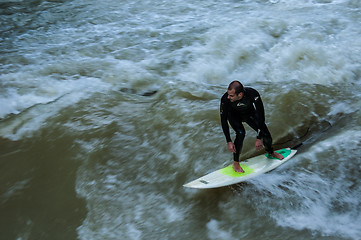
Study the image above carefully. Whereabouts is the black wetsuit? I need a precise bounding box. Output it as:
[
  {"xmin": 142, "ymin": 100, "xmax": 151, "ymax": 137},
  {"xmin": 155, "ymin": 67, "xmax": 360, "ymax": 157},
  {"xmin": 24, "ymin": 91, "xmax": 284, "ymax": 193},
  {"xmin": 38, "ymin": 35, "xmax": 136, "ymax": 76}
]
[{"xmin": 220, "ymin": 87, "xmax": 274, "ymax": 162}]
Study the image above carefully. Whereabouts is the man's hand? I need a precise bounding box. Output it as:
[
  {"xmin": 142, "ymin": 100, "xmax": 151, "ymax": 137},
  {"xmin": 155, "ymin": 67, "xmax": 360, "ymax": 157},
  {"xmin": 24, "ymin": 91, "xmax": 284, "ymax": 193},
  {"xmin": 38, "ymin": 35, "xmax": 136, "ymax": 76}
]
[
  {"xmin": 227, "ymin": 142, "xmax": 236, "ymax": 153},
  {"xmin": 255, "ymin": 139, "xmax": 263, "ymax": 151}
]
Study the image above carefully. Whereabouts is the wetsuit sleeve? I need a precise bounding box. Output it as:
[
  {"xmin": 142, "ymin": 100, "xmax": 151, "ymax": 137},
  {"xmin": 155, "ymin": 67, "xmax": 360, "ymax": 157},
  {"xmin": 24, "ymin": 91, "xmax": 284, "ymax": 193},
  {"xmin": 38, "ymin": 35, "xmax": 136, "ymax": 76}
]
[
  {"xmin": 253, "ymin": 92, "xmax": 265, "ymax": 124},
  {"xmin": 220, "ymin": 93, "xmax": 232, "ymax": 142},
  {"xmin": 248, "ymin": 88, "xmax": 266, "ymax": 139}
]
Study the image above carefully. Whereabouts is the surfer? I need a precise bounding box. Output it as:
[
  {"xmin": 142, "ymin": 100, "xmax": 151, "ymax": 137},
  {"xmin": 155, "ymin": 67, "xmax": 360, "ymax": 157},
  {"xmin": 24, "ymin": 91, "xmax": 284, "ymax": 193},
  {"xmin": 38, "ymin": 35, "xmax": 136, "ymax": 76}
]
[{"xmin": 220, "ymin": 81, "xmax": 284, "ymax": 173}]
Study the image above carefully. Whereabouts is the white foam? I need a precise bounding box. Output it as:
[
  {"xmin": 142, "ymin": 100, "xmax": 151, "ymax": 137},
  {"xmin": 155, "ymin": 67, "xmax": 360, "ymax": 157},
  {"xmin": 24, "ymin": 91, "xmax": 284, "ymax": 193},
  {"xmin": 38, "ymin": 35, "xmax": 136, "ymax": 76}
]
[
  {"xmin": 0, "ymin": 90, "xmax": 50, "ymax": 117},
  {"xmin": 207, "ymin": 219, "xmax": 237, "ymax": 240},
  {"xmin": 248, "ymin": 128, "xmax": 361, "ymax": 239},
  {"xmin": 176, "ymin": 1, "xmax": 361, "ymax": 87},
  {"xmin": 76, "ymin": 157, "xmax": 190, "ymax": 240},
  {"xmin": 0, "ymin": 77, "xmax": 111, "ymax": 140}
]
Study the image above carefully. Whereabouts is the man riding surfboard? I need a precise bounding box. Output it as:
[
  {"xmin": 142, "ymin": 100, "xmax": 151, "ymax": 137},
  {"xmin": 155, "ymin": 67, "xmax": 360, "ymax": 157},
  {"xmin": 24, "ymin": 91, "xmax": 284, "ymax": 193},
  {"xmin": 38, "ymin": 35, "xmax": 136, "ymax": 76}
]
[{"xmin": 220, "ymin": 81, "xmax": 284, "ymax": 173}]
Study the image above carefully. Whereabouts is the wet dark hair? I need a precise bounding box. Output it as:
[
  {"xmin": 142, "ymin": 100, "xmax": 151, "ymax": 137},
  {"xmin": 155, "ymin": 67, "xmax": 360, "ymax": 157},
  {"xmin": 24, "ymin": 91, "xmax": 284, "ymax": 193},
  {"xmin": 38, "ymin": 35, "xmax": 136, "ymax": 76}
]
[{"xmin": 228, "ymin": 81, "xmax": 244, "ymax": 95}]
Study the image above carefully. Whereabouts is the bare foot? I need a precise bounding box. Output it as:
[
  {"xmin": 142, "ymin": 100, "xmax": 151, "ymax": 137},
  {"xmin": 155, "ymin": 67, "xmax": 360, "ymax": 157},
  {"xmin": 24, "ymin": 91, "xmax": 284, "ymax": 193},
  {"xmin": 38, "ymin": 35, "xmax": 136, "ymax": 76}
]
[
  {"xmin": 233, "ymin": 161, "xmax": 245, "ymax": 173},
  {"xmin": 270, "ymin": 151, "xmax": 284, "ymax": 160}
]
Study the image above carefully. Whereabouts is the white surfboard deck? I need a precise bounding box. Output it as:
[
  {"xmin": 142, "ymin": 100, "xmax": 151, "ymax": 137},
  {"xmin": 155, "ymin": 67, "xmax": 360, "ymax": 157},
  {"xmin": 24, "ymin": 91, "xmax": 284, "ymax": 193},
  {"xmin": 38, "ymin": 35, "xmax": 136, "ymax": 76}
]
[{"xmin": 183, "ymin": 148, "xmax": 297, "ymax": 189}]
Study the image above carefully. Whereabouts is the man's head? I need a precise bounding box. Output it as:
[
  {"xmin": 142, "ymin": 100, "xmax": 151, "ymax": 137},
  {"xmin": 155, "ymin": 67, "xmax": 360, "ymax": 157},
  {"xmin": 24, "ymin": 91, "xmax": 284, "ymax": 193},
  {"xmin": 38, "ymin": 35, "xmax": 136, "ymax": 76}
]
[{"xmin": 227, "ymin": 81, "xmax": 244, "ymax": 102}]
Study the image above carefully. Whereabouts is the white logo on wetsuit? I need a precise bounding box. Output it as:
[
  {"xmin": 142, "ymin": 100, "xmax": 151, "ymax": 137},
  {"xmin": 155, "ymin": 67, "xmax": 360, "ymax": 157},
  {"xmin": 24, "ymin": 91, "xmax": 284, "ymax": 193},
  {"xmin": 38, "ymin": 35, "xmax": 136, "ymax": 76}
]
[{"xmin": 237, "ymin": 102, "xmax": 246, "ymax": 107}]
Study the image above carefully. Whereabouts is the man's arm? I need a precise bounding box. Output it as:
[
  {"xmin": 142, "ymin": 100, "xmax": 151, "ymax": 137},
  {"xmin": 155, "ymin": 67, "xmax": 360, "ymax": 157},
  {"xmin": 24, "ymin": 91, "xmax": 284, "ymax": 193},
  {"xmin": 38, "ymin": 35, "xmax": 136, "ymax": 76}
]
[
  {"xmin": 220, "ymin": 96, "xmax": 236, "ymax": 153},
  {"xmin": 247, "ymin": 88, "xmax": 266, "ymax": 139},
  {"xmin": 251, "ymin": 89, "xmax": 265, "ymax": 124},
  {"xmin": 220, "ymin": 93, "xmax": 232, "ymax": 143}
]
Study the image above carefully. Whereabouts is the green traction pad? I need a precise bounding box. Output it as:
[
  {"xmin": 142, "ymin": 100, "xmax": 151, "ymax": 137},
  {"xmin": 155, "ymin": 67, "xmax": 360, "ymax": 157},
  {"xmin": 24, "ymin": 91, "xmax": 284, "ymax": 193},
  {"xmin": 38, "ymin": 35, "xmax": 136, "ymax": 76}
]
[
  {"xmin": 266, "ymin": 148, "xmax": 291, "ymax": 159},
  {"xmin": 220, "ymin": 164, "xmax": 254, "ymax": 177}
]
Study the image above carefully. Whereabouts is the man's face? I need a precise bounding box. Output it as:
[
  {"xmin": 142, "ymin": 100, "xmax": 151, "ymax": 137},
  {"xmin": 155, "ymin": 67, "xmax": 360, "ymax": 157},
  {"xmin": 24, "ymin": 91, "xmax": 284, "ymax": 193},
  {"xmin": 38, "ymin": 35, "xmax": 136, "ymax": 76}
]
[{"xmin": 227, "ymin": 89, "xmax": 243, "ymax": 102}]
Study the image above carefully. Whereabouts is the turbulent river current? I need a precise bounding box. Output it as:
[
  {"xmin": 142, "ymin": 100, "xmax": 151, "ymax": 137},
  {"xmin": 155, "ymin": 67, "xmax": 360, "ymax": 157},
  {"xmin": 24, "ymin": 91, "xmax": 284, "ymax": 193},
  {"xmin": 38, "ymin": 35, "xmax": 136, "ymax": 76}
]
[{"xmin": 1, "ymin": 0, "xmax": 361, "ymax": 239}]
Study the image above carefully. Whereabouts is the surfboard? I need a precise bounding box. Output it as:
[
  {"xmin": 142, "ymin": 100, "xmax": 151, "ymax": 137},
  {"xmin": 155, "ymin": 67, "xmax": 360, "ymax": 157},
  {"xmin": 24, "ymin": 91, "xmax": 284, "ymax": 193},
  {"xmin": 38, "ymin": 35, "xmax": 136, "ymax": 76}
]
[{"xmin": 183, "ymin": 148, "xmax": 297, "ymax": 189}]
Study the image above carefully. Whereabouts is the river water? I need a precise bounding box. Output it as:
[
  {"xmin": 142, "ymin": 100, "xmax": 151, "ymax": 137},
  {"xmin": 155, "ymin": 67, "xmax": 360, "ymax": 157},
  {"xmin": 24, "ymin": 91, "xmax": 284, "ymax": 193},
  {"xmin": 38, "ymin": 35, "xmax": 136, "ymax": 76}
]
[{"xmin": 1, "ymin": 0, "xmax": 361, "ymax": 239}]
